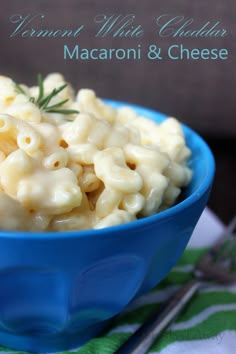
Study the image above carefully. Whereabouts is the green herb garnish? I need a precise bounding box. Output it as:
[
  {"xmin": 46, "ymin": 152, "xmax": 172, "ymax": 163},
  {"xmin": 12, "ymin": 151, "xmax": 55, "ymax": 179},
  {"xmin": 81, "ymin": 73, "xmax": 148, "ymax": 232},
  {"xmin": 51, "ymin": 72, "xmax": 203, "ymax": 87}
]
[
  {"xmin": 15, "ymin": 74, "xmax": 79, "ymax": 117},
  {"xmin": 15, "ymin": 82, "xmax": 27, "ymax": 95}
]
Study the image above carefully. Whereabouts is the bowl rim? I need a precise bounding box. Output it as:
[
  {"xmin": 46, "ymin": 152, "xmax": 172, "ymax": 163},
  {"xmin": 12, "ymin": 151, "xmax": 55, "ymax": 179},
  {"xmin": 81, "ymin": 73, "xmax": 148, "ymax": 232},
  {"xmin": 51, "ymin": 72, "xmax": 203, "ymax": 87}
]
[{"xmin": 0, "ymin": 101, "xmax": 215, "ymax": 240}]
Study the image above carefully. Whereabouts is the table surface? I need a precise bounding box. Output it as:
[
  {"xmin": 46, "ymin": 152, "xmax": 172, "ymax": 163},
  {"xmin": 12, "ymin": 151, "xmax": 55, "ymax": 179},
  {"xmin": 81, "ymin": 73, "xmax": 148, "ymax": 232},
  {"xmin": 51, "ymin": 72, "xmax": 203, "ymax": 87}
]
[{"xmin": 207, "ymin": 137, "xmax": 235, "ymax": 223}]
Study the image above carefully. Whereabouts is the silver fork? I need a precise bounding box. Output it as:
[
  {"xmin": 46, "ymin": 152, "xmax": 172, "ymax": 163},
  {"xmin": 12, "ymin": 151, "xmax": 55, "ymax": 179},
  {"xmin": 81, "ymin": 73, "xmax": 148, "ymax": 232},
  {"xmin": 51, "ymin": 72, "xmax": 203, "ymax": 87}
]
[{"xmin": 114, "ymin": 217, "xmax": 236, "ymax": 354}]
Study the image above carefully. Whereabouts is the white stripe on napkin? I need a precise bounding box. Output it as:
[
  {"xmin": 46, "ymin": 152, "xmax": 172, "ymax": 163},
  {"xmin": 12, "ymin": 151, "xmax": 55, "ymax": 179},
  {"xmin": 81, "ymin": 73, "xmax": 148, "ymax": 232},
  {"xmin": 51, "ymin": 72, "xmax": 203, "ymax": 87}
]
[
  {"xmin": 170, "ymin": 304, "xmax": 236, "ymax": 331},
  {"xmin": 109, "ymin": 323, "xmax": 140, "ymax": 335},
  {"xmin": 200, "ymin": 283, "xmax": 236, "ymax": 294},
  {"xmin": 156, "ymin": 330, "xmax": 236, "ymax": 354},
  {"xmin": 124, "ymin": 285, "xmax": 180, "ymax": 313}
]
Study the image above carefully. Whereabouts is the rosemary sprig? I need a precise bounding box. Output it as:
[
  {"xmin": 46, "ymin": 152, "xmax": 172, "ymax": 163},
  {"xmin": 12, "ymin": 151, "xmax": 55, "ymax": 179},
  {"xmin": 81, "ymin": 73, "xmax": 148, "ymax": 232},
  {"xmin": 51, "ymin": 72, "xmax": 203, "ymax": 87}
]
[
  {"xmin": 15, "ymin": 74, "xmax": 79, "ymax": 116},
  {"xmin": 15, "ymin": 82, "xmax": 27, "ymax": 95},
  {"xmin": 44, "ymin": 98, "xmax": 70, "ymax": 111},
  {"xmin": 38, "ymin": 83, "xmax": 68, "ymax": 109},
  {"xmin": 36, "ymin": 73, "xmax": 44, "ymax": 104}
]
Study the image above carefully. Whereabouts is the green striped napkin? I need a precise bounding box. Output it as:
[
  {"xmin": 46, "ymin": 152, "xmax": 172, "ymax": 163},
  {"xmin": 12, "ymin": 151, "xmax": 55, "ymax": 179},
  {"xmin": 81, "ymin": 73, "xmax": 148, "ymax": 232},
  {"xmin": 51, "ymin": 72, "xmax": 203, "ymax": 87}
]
[{"xmin": 1, "ymin": 209, "xmax": 235, "ymax": 354}]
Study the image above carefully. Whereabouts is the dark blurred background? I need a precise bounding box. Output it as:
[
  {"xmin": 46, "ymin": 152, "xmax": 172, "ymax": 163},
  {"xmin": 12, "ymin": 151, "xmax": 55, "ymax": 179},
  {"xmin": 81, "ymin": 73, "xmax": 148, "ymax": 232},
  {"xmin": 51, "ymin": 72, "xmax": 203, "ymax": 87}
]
[{"xmin": 0, "ymin": 0, "xmax": 235, "ymax": 223}]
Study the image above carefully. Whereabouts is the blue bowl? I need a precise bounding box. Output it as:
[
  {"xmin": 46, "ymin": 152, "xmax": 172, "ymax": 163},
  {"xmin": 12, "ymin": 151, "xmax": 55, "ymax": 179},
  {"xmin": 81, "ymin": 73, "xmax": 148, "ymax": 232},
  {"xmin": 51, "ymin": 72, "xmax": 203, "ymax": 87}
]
[{"xmin": 0, "ymin": 101, "xmax": 215, "ymax": 352}]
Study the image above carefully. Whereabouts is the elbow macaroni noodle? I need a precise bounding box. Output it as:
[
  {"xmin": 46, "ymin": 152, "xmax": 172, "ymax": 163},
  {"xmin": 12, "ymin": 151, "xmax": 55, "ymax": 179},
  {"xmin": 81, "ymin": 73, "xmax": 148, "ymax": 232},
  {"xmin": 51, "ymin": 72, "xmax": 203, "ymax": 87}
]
[{"xmin": 0, "ymin": 73, "xmax": 192, "ymax": 231}]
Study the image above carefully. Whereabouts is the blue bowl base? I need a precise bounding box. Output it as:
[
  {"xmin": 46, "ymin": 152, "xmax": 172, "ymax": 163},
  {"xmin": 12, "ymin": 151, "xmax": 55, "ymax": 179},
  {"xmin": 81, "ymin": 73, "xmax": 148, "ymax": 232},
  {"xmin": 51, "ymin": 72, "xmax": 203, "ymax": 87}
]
[{"xmin": 0, "ymin": 320, "xmax": 110, "ymax": 353}]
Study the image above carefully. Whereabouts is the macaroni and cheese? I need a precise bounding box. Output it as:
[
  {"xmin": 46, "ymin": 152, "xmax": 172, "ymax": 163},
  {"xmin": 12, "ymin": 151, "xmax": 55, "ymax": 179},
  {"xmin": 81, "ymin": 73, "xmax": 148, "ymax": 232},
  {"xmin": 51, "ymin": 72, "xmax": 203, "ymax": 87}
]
[{"xmin": 0, "ymin": 73, "xmax": 192, "ymax": 231}]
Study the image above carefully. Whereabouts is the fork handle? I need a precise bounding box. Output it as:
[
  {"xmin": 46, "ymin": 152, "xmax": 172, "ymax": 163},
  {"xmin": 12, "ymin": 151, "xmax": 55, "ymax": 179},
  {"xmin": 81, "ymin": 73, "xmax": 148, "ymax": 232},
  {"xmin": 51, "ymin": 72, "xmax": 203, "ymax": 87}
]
[{"xmin": 115, "ymin": 279, "xmax": 202, "ymax": 354}]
